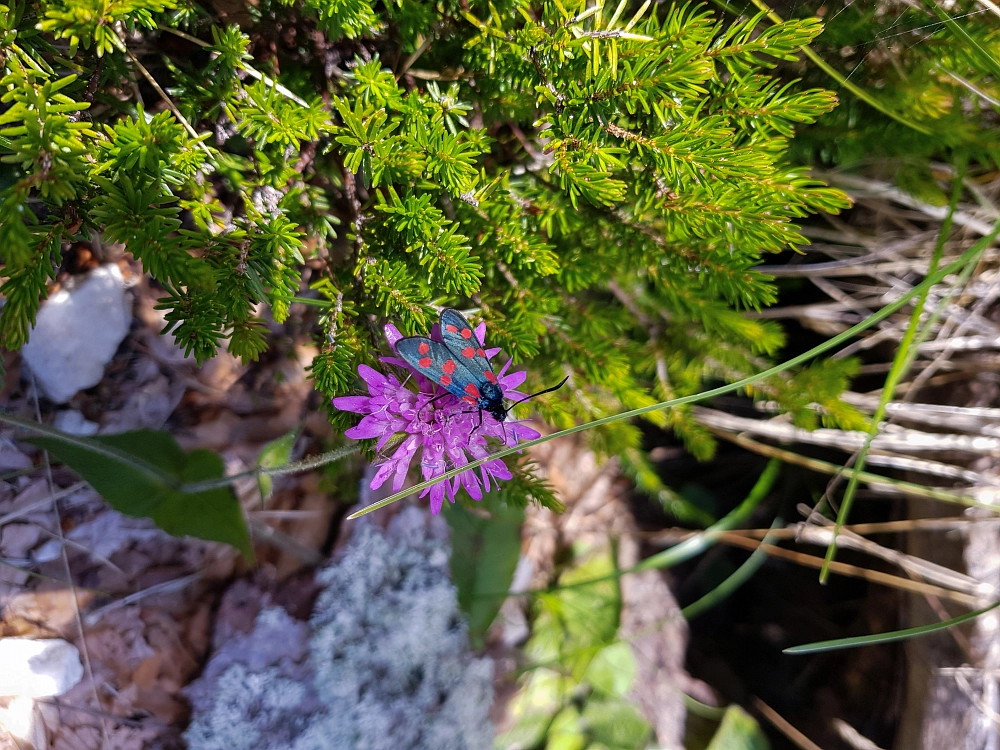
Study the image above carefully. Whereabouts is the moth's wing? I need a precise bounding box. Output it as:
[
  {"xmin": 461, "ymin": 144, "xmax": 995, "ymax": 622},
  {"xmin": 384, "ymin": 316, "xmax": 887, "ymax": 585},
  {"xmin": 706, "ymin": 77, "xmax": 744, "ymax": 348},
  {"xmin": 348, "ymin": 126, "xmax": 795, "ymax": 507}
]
[
  {"xmin": 396, "ymin": 336, "xmax": 481, "ymax": 402},
  {"xmin": 439, "ymin": 309, "xmax": 497, "ymax": 385}
]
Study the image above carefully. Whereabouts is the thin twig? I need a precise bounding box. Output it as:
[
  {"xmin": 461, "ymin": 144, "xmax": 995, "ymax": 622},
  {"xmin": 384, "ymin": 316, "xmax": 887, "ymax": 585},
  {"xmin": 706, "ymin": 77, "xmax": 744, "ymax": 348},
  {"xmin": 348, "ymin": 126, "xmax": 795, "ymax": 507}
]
[
  {"xmin": 715, "ymin": 533, "xmax": 981, "ymax": 606},
  {"xmin": 124, "ymin": 48, "xmax": 212, "ymax": 155},
  {"xmin": 29, "ymin": 374, "xmax": 108, "ymax": 745}
]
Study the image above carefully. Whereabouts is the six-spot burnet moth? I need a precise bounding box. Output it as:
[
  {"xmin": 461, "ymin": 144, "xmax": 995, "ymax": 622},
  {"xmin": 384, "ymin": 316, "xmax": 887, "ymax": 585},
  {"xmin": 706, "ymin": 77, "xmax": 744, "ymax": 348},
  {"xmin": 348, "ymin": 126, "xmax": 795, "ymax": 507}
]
[{"xmin": 396, "ymin": 308, "xmax": 568, "ymax": 430}]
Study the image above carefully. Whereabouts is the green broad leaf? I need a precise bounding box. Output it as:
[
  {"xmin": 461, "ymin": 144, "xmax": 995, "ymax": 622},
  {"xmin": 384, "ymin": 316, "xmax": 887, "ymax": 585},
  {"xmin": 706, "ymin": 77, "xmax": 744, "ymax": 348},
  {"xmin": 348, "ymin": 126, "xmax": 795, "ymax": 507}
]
[
  {"xmin": 546, "ymin": 706, "xmax": 587, "ymax": 750},
  {"xmin": 527, "ymin": 545, "xmax": 621, "ymax": 680},
  {"xmin": 257, "ymin": 429, "xmax": 297, "ymax": 501},
  {"xmin": 28, "ymin": 429, "xmax": 253, "ymax": 561},
  {"xmin": 445, "ymin": 500, "xmax": 524, "ymax": 648},
  {"xmin": 580, "ymin": 696, "xmax": 652, "ymax": 749},
  {"xmin": 706, "ymin": 706, "xmax": 770, "ymax": 750},
  {"xmin": 584, "ymin": 642, "xmax": 636, "ymax": 698},
  {"xmin": 496, "ymin": 710, "xmax": 555, "ymax": 750},
  {"xmin": 504, "ymin": 668, "xmax": 574, "ymax": 744}
]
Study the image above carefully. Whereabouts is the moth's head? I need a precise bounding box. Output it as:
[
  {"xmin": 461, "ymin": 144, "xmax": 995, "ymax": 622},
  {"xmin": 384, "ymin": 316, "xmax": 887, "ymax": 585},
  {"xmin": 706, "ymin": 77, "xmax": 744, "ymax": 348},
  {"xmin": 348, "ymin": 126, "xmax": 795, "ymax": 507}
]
[{"xmin": 478, "ymin": 381, "xmax": 506, "ymax": 422}]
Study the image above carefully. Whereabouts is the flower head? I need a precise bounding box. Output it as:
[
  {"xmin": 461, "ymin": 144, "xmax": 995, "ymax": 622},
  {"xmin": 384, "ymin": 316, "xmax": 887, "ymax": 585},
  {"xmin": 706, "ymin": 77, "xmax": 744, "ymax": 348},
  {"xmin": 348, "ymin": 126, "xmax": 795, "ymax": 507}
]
[{"xmin": 333, "ymin": 321, "xmax": 540, "ymax": 514}]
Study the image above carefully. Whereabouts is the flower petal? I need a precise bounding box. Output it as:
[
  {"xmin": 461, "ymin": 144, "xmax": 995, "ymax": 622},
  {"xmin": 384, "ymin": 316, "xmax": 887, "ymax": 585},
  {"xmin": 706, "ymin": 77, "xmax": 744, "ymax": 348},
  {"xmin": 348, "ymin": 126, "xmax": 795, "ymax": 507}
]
[
  {"xmin": 345, "ymin": 414, "xmax": 389, "ymax": 440},
  {"xmin": 474, "ymin": 322, "xmax": 487, "ymax": 345},
  {"xmin": 390, "ymin": 436, "xmax": 419, "ymax": 492},
  {"xmin": 383, "ymin": 323, "xmax": 403, "ymax": 351},
  {"xmin": 358, "ymin": 364, "xmax": 388, "ymax": 390},
  {"xmin": 485, "ymin": 347, "xmax": 502, "ymax": 359},
  {"xmin": 485, "ymin": 459, "xmax": 512, "ymax": 481},
  {"xmin": 332, "ymin": 396, "xmax": 370, "ymax": 414},
  {"xmin": 458, "ymin": 468, "xmax": 482, "ymax": 500},
  {"xmin": 375, "ymin": 430, "xmax": 398, "ymax": 452},
  {"xmin": 500, "ymin": 370, "xmax": 527, "ymax": 389},
  {"xmin": 379, "ymin": 356, "xmax": 411, "ymax": 370},
  {"xmin": 511, "ymin": 422, "xmax": 541, "ymax": 442},
  {"xmin": 423, "ymin": 481, "xmax": 447, "ymax": 515},
  {"xmin": 370, "ymin": 460, "xmax": 395, "ymax": 490}
]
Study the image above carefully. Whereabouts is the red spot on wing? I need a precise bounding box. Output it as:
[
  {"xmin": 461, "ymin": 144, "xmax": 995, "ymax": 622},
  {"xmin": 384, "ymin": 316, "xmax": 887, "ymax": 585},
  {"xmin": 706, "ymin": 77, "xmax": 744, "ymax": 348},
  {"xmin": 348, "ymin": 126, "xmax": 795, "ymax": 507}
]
[
  {"xmin": 476, "ymin": 348, "xmax": 486, "ymax": 358},
  {"xmin": 461, "ymin": 328, "xmax": 473, "ymax": 339},
  {"xmin": 462, "ymin": 346, "xmax": 475, "ymax": 358},
  {"xmin": 445, "ymin": 324, "xmax": 458, "ymax": 333},
  {"xmin": 418, "ymin": 357, "xmax": 432, "ymax": 368},
  {"xmin": 465, "ymin": 383, "xmax": 480, "ymax": 398},
  {"xmin": 442, "ymin": 360, "xmax": 457, "ymax": 374},
  {"xmin": 462, "ymin": 396, "xmax": 476, "ymax": 404},
  {"xmin": 418, "ymin": 342, "xmax": 430, "ymax": 355},
  {"xmin": 440, "ymin": 375, "xmax": 452, "ymax": 386},
  {"xmin": 484, "ymin": 371, "xmax": 497, "ymax": 383}
]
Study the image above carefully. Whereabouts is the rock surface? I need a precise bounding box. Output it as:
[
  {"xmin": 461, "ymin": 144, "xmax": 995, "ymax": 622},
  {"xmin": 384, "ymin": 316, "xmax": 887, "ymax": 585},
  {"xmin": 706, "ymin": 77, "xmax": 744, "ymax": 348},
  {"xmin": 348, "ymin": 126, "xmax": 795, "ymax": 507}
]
[
  {"xmin": 185, "ymin": 507, "xmax": 495, "ymax": 750},
  {"xmin": 0, "ymin": 638, "xmax": 84, "ymax": 698},
  {"xmin": 22, "ymin": 264, "xmax": 132, "ymax": 403}
]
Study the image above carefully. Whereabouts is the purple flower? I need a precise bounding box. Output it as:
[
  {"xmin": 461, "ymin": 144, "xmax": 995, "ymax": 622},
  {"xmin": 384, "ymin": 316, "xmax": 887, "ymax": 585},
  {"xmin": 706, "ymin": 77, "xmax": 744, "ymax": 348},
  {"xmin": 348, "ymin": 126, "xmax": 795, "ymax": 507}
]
[{"xmin": 333, "ymin": 321, "xmax": 541, "ymax": 514}]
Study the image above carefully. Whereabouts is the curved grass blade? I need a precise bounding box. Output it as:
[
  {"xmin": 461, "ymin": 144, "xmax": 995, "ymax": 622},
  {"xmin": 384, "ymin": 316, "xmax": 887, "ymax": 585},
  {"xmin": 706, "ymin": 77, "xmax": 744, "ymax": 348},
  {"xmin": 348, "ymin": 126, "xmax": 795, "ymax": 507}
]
[
  {"xmin": 784, "ymin": 599, "xmax": 1000, "ymax": 655},
  {"xmin": 681, "ymin": 518, "xmax": 781, "ymax": 620},
  {"xmin": 0, "ymin": 409, "xmax": 175, "ymax": 487},
  {"xmin": 633, "ymin": 459, "xmax": 780, "ymax": 574},
  {"xmin": 471, "ymin": 459, "xmax": 780, "ymax": 601},
  {"xmin": 347, "ymin": 225, "xmax": 1000, "ymax": 520}
]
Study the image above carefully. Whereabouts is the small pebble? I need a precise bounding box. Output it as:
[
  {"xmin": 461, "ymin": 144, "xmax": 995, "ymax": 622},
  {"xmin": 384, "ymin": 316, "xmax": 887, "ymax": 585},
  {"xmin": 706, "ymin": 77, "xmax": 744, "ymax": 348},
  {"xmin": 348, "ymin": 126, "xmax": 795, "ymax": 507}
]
[
  {"xmin": 22, "ymin": 264, "xmax": 132, "ymax": 404},
  {"xmin": 0, "ymin": 638, "xmax": 84, "ymax": 698}
]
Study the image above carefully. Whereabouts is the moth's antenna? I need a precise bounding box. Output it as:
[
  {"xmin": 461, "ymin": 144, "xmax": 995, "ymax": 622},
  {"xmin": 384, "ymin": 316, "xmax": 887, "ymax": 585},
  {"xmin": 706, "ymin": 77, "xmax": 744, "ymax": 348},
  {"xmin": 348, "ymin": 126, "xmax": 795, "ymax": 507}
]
[{"xmin": 508, "ymin": 376, "xmax": 569, "ymax": 409}]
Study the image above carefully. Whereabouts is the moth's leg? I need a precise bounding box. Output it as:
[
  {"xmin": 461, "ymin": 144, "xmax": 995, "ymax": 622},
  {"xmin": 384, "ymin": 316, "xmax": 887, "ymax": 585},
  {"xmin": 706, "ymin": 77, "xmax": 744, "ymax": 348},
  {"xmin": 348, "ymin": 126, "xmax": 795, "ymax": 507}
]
[{"xmin": 419, "ymin": 389, "xmax": 451, "ymax": 418}]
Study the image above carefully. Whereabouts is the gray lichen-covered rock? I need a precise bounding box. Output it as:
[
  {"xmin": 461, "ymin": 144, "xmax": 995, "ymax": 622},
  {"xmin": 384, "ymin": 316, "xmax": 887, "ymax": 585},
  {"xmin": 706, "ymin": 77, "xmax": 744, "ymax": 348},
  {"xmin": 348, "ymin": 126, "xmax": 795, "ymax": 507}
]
[{"xmin": 184, "ymin": 508, "xmax": 494, "ymax": 750}]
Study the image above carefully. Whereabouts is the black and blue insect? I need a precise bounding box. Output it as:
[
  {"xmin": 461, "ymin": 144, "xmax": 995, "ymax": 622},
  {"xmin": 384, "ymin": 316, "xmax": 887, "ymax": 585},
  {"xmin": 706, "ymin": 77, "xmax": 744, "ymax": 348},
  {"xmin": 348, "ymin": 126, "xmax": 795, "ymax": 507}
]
[{"xmin": 396, "ymin": 308, "xmax": 567, "ymax": 429}]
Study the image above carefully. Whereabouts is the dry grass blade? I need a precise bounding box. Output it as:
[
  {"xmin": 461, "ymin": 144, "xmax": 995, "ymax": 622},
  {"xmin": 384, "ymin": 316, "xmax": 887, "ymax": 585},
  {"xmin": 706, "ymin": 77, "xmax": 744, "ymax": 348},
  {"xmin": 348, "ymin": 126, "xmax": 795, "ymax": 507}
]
[
  {"xmin": 752, "ymin": 697, "xmax": 826, "ymax": 750},
  {"xmin": 714, "ymin": 533, "xmax": 982, "ymax": 606},
  {"xmin": 694, "ymin": 406, "xmax": 1000, "ymax": 456},
  {"xmin": 706, "ymin": 429, "xmax": 993, "ymax": 508}
]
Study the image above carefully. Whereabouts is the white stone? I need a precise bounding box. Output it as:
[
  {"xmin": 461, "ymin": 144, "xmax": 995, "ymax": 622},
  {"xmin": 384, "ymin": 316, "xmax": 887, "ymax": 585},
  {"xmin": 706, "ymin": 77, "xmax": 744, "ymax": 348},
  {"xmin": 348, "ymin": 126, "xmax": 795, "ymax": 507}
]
[
  {"xmin": 0, "ymin": 696, "xmax": 47, "ymax": 749},
  {"xmin": 22, "ymin": 264, "xmax": 132, "ymax": 403},
  {"xmin": 0, "ymin": 638, "xmax": 83, "ymax": 697},
  {"xmin": 53, "ymin": 410, "xmax": 99, "ymax": 436}
]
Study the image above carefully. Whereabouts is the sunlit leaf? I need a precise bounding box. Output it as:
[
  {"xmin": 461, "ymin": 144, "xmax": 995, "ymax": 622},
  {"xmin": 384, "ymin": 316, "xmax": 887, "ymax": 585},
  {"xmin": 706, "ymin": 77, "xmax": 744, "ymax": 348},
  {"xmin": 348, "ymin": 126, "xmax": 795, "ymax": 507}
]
[
  {"xmin": 706, "ymin": 705, "xmax": 770, "ymax": 750},
  {"xmin": 256, "ymin": 429, "xmax": 297, "ymax": 501},
  {"xmin": 445, "ymin": 499, "xmax": 524, "ymax": 648}
]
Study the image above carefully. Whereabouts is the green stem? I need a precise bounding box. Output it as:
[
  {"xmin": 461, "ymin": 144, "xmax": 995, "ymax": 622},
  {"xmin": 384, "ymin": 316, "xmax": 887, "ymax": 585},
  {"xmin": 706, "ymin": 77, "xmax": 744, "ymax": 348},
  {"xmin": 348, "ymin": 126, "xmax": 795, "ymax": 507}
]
[
  {"xmin": 785, "ymin": 599, "xmax": 1000, "ymax": 654},
  {"xmin": 633, "ymin": 459, "xmax": 780, "ymax": 573},
  {"xmin": 681, "ymin": 518, "xmax": 780, "ymax": 619},
  {"xmin": 348, "ymin": 221, "xmax": 1000, "ymax": 520},
  {"xmin": 178, "ymin": 444, "xmax": 362, "ymax": 493},
  {"xmin": 820, "ymin": 159, "xmax": 969, "ymax": 582}
]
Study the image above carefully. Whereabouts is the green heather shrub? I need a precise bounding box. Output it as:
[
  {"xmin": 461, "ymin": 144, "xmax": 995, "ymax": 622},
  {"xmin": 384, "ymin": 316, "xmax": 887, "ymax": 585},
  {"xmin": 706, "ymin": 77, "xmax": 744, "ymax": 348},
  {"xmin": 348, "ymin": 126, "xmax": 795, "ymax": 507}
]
[{"xmin": 1, "ymin": 0, "xmax": 864, "ymax": 510}]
